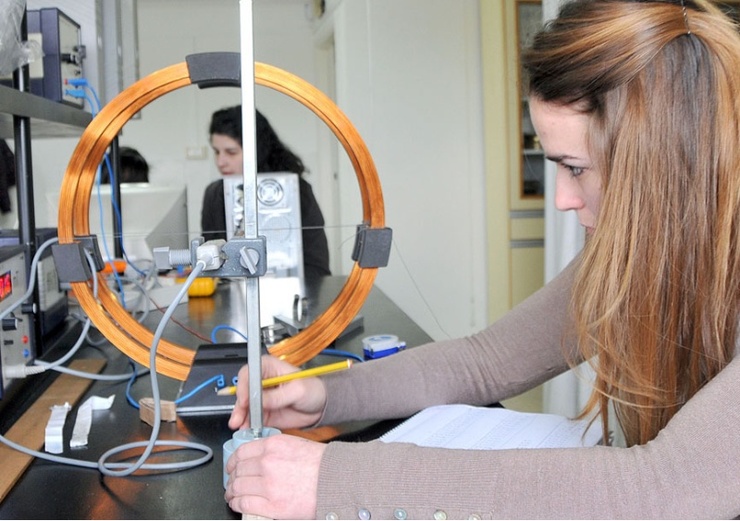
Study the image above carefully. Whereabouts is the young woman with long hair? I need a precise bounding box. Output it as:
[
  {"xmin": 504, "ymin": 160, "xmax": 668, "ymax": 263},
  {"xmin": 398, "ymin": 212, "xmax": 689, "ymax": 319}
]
[{"xmin": 222, "ymin": 2, "xmax": 740, "ymax": 517}]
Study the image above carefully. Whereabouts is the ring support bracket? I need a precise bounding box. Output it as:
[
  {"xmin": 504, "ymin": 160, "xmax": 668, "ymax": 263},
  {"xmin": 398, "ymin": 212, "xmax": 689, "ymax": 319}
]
[{"xmin": 352, "ymin": 225, "xmax": 393, "ymax": 268}]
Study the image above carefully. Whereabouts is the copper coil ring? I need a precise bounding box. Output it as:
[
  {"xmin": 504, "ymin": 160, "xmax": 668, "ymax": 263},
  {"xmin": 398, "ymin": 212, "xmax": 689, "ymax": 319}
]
[{"xmin": 57, "ymin": 55, "xmax": 385, "ymax": 380}]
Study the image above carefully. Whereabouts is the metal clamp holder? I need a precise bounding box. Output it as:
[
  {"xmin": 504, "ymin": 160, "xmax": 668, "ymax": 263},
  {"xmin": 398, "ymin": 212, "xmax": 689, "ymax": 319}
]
[
  {"xmin": 51, "ymin": 235, "xmax": 104, "ymax": 283},
  {"xmin": 153, "ymin": 236, "xmax": 267, "ymax": 278},
  {"xmin": 352, "ymin": 224, "xmax": 393, "ymax": 268}
]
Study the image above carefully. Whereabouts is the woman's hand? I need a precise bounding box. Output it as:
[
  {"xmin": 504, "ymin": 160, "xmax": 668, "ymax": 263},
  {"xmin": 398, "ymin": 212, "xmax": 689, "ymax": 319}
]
[
  {"xmin": 228, "ymin": 355, "xmax": 328, "ymax": 431},
  {"xmin": 224, "ymin": 433, "xmax": 325, "ymax": 519}
]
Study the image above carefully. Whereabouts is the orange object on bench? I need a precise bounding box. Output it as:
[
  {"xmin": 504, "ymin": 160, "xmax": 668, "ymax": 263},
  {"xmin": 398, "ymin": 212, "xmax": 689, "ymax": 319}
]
[{"xmin": 101, "ymin": 259, "xmax": 127, "ymax": 274}]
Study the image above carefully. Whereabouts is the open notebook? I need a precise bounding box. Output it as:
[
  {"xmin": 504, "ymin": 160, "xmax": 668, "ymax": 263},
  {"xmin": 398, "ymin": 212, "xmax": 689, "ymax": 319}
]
[{"xmin": 380, "ymin": 404, "xmax": 602, "ymax": 449}]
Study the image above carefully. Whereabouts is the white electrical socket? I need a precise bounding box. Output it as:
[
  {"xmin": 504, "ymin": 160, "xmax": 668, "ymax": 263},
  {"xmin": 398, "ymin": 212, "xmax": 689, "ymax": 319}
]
[{"xmin": 185, "ymin": 146, "xmax": 208, "ymax": 160}]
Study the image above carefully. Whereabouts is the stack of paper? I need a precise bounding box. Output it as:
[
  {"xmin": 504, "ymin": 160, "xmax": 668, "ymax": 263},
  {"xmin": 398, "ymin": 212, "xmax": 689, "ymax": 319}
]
[{"xmin": 380, "ymin": 404, "xmax": 602, "ymax": 449}]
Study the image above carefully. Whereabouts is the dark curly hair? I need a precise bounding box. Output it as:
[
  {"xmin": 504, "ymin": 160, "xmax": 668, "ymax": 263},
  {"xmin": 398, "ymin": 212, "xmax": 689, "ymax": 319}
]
[{"xmin": 209, "ymin": 106, "xmax": 305, "ymax": 175}]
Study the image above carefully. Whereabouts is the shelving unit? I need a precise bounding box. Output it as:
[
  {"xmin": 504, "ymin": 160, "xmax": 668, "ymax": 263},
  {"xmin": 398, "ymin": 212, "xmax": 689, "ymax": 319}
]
[
  {"xmin": 0, "ymin": 84, "xmax": 91, "ymax": 139},
  {"xmin": 0, "ymin": 74, "xmax": 91, "ymax": 355}
]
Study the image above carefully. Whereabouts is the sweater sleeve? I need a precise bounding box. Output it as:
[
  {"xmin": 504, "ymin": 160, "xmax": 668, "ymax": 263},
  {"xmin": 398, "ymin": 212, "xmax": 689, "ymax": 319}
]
[
  {"xmin": 315, "ymin": 254, "xmax": 740, "ymax": 517},
  {"xmin": 316, "ymin": 355, "xmax": 740, "ymax": 519},
  {"xmin": 319, "ymin": 258, "xmax": 578, "ymax": 426}
]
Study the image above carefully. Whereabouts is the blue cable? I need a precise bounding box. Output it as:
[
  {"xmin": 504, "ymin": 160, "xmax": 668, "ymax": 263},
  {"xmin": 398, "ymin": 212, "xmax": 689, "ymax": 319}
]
[
  {"xmin": 174, "ymin": 374, "xmax": 225, "ymax": 404},
  {"xmin": 320, "ymin": 348, "xmax": 364, "ymax": 363},
  {"xmin": 82, "ymin": 92, "xmax": 97, "ymax": 115},
  {"xmin": 125, "ymin": 361, "xmax": 141, "ymax": 408},
  {"xmin": 67, "ymin": 86, "xmax": 129, "ymax": 306},
  {"xmin": 125, "ymin": 359, "xmax": 226, "ymax": 408},
  {"xmin": 94, "ymin": 166, "xmax": 127, "ymax": 307},
  {"xmin": 64, "ymin": 87, "xmax": 86, "ymax": 102},
  {"xmin": 68, "ymin": 81, "xmax": 148, "ymax": 280},
  {"xmin": 101, "ymin": 153, "xmax": 147, "ymax": 279},
  {"xmin": 66, "ymin": 78, "xmax": 102, "ymax": 111},
  {"xmin": 210, "ymin": 324, "xmax": 248, "ymax": 344}
]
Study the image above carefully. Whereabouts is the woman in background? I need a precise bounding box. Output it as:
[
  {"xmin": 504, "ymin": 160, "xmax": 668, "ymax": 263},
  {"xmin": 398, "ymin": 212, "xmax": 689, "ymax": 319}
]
[
  {"xmin": 100, "ymin": 146, "xmax": 149, "ymax": 184},
  {"xmin": 223, "ymin": 1, "xmax": 740, "ymax": 518},
  {"xmin": 201, "ymin": 106, "xmax": 331, "ymax": 279}
]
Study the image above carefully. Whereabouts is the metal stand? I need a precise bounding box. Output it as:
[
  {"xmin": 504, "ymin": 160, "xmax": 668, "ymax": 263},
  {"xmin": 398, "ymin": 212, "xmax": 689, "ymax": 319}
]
[
  {"xmin": 220, "ymin": 6, "xmax": 271, "ymax": 517},
  {"xmin": 238, "ymin": 0, "xmax": 265, "ymax": 439}
]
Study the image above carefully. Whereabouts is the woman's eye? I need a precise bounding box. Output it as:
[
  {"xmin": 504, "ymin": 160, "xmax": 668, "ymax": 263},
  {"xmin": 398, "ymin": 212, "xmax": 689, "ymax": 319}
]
[{"xmin": 565, "ymin": 165, "xmax": 585, "ymax": 177}]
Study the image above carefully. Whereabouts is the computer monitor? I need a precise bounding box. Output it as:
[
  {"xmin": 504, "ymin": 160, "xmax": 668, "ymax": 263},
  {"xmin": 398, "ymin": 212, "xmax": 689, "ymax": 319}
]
[{"xmin": 46, "ymin": 183, "xmax": 190, "ymax": 263}]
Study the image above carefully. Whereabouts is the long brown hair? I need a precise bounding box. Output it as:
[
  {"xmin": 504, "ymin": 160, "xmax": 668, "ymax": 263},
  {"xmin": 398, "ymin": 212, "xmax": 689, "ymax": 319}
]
[{"xmin": 523, "ymin": 0, "xmax": 740, "ymax": 446}]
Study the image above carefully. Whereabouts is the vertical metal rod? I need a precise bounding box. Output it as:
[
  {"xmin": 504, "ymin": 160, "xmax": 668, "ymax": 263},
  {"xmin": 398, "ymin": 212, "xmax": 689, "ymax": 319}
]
[
  {"xmin": 110, "ymin": 137, "xmax": 123, "ymax": 258},
  {"xmin": 239, "ymin": 0, "xmax": 263, "ymax": 436},
  {"xmin": 13, "ymin": 9, "xmax": 41, "ymax": 356}
]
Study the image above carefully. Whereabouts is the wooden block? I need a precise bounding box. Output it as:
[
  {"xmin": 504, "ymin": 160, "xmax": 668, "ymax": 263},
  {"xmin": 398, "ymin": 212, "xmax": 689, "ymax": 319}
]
[
  {"xmin": 0, "ymin": 358, "xmax": 106, "ymax": 503},
  {"xmin": 138, "ymin": 397, "xmax": 177, "ymax": 426}
]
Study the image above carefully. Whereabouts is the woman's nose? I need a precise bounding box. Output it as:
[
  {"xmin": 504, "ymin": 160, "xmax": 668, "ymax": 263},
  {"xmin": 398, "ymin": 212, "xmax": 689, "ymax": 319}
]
[{"xmin": 554, "ymin": 170, "xmax": 584, "ymax": 212}]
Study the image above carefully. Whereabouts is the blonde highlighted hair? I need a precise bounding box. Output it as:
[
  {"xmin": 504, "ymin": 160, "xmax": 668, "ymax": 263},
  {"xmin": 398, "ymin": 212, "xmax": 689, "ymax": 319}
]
[{"xmin": 524, "ymin": 0, "xmax": 740, "ymax": 446}]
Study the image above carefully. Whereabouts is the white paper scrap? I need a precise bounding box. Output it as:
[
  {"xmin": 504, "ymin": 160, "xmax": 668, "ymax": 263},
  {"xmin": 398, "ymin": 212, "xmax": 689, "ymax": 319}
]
[
  {"xmin": 45, "ymin": 403, "xmax": 72, "ymax": 454},
  {"xmin": 70, "ymin": 395, "xmax": 115, "ymax": 448}
]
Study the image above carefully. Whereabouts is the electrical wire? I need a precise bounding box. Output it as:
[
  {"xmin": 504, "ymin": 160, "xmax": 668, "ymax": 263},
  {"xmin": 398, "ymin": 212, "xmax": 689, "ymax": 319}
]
[
  {"xmin": 147, "ymin": 294, "xmax": 213, "ymax": 344},
  {"xmin": 69, "ymin": 80, "xmax": 149, "ymax": 284},
  {"xmin": 126, "ymin": 369, "xmax": 225, "ymax": 409},
  {"xmin": 3, "ymin": 243, "xmax": 141, "ymax": 383},
  {"xmin": 0, "ymin": 260, "xmax": 213, "ymax": 476},
  {"xmin": 210, "ymin": 324, "xmax": 248, "ymax": 344},
  {"xmin": 97, "ymin": 260, "xmax": 212, "ymax": 476},
  {"xmin": 319, "ymin": 348, "xmax": 364, "ymax": 363},
  {"xmin": 389, "ymin": 239, "xmax": 452, "ymax": 340}
]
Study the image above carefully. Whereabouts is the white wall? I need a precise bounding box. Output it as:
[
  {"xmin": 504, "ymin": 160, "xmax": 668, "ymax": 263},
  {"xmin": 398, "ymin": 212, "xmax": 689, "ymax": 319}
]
[
  {"xmin": 327, "ymin": 0, "xmax": 488, "ymax": 339},
  {"xmin": 31, "ymin": 0, "xmax": 489, "ymax": 343},
  {"xmin": 32, "ymin": 0, "xmax": 320, "ymax": 241}
]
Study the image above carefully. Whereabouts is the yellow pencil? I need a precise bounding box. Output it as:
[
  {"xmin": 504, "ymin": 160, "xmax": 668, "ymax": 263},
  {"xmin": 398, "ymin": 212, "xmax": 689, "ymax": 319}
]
[{"xmin": 215, "ymin": 359, "xmax": 353, "ymax": 396}]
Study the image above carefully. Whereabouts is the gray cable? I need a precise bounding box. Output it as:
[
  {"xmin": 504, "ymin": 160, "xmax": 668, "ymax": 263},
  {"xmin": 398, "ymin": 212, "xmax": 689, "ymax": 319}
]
[
  {"xmin": 0, "ymin": 259, "xmax": 213, "ymax": 476},
  {"xmin": 97, "ymin": 260, "xmax": 211, "ymax": 476}
]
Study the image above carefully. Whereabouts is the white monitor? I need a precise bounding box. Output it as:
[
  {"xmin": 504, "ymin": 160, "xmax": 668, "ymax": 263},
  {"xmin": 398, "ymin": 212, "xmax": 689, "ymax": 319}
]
[{"xmin": 46, "ymin": 183, "xmax": 190, "ymax": 262}]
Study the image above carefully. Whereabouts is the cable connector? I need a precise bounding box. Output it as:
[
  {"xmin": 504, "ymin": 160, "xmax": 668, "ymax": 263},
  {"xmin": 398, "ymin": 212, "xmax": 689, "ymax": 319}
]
[
  {"xmin": 65, "ymin": 77, "xmax": 89, "ymax": 87},
  {"xmin": 64, "ymin": 88, "xmax": 86, "ymax": 99},
  {"xmin": 3, "ymin": 363, "xmax": 46, "ymax": 379},
  {"xmin": 196, "ymin": 241, "xmax": 226, "ymax": 271}
]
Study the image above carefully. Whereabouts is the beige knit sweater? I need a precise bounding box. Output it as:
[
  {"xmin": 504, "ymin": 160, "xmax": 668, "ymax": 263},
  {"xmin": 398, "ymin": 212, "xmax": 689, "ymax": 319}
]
[{"xmin": 316, "ymin": 263, "xmax": 740, "ymax": 519}]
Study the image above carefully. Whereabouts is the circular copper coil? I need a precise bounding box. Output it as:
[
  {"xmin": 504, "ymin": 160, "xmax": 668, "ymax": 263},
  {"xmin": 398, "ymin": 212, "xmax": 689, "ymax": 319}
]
[{"xmin": 57, "ymin": 58, "xmax": 385, "ymax": 380}]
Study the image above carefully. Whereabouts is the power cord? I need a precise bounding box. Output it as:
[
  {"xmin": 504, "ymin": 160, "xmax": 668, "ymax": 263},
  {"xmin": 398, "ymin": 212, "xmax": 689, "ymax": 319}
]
[
  {"xmin": 2, "ymin": 238, "xmax": 140, "ymax": 383},
  {"xmin": 0, "ymin": 260, "xmax": 213, "ymax": 476}
]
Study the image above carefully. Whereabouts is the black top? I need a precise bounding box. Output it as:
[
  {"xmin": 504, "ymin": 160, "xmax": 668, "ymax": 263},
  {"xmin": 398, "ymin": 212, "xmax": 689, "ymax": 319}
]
[{"xmin": 200, "ymin": 176, "xmax": 331, "ymax": 279}]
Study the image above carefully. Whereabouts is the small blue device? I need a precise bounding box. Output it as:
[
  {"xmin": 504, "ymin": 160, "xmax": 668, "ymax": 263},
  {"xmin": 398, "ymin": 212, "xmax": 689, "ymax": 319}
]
[{"xmin": 362, "ymin": 334, "xmax": 406, "ymax": 360}]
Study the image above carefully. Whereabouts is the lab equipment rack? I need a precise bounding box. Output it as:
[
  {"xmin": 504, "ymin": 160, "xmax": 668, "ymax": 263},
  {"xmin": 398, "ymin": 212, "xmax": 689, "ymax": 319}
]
[{"xmin": 0, "ymin": 9, "xmax": 92, "ymax": 356}]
